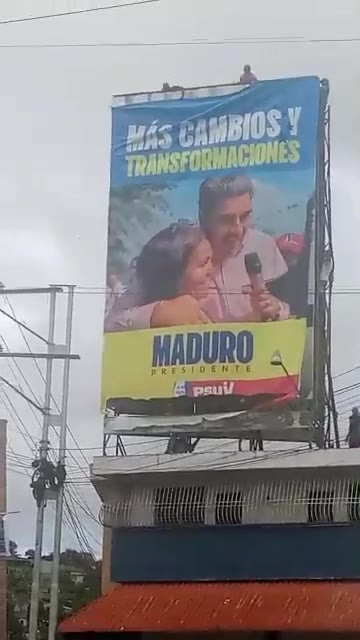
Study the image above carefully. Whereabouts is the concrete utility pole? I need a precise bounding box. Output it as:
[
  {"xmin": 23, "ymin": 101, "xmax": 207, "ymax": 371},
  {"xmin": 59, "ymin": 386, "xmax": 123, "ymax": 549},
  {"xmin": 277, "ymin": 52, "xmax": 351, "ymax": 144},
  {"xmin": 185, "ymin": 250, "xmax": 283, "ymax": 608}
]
[
  {"xmin": 48, "ymin": 286, "xmax": 75, "ymax": 640},
  {"xmin": 28, "ymin": 287, "xmax": 57, "ymax": 640},
  {"xmin": 0, "ymin": 285, "xmax": 79, "ymax": 640}
]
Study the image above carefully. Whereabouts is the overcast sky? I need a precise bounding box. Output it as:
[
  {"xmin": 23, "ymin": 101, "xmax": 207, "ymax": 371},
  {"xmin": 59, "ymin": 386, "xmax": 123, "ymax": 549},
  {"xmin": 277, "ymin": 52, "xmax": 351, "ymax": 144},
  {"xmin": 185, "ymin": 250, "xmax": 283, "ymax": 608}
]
[{"xmin": 0, "ymin": 0, "xmax": 359, "ymax": 553}]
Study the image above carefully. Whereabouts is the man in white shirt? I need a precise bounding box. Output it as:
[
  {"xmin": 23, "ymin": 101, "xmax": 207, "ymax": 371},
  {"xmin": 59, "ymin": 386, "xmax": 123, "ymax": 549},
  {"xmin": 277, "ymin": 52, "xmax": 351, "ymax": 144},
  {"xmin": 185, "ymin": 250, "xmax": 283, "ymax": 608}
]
[
  {"xmin": 105, "ymin": 174, "xmax": 290, "ymax": 331},
  {"xmin": 196, "ymin": 174, "xmax": 288, "ymax": 323}
]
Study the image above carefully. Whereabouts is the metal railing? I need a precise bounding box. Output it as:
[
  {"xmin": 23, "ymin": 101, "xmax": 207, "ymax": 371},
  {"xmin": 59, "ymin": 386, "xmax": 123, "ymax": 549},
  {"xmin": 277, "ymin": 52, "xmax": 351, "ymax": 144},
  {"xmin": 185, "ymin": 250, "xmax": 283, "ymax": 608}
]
[{"xmin": 99, "ymin": 475, "xmax": 360, "ymax": 528}]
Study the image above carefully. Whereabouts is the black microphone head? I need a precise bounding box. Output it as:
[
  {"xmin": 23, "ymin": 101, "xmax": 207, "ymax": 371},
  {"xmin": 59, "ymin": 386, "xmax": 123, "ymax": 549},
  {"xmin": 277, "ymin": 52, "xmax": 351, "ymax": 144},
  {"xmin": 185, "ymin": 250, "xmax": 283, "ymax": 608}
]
[{"xmin": 244, "ymin": 252, "xmax": 262, "ymax": 276}]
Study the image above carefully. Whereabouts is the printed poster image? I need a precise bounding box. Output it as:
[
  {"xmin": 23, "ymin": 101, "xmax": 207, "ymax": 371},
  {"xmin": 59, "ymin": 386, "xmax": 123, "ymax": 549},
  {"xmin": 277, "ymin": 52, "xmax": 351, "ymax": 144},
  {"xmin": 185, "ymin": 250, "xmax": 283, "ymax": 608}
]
[{"xmin": 102, "ymin": 77, "xmax": 321, "ymax": 406}]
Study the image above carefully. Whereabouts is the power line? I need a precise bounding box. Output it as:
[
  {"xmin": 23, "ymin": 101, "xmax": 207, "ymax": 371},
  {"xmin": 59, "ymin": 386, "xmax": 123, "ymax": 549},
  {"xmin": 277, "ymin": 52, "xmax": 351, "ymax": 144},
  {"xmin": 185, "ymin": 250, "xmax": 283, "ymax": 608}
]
[
  {"xmin": 333, "ymin": 365, "xmax": 360, "ymax": 381},
  {"xmin": 7, "ymin": 444, "xmax": 33, "ymax": 474},
  {"xmin": 0, "ymin": 0, "xmax": 160, "ymax": 26},
  {"xmin": 6, "ymin": 454, "xmax": 100, "ymax": 551},
  {"xmin": 5, "ymin": 285, "xmax": 360, "ymax": 296},
  {"xmin": 65, "ymin": 438, "xmax": 160, "ymax": 451},
  {"xmin": 334, "ymin": 382, "xmax": 360, "ymax": 397},
  {"xmin": 3, "ymin": 390, "xmax": 99, "ymax": 553},
  {"xmin": 0, "ymin": 331, "xmax": 42, "ymax": 407},
  {"xmin": 64, "ymin": 493, "xmax": 93, "ymax": 555},
  {"xmin": 65, "ymin": 491, "xmax": 98, "ymax": 555},
  {"xmin": 12, "ymin": 287, "xmax": 360, "ymax": 295},
  {"xmin": 1, "ymin": 388, "xmax": 38, "ymax": 451},
  {"xmin": 109, "ymin": 439, "xmax": 302, "ymax": 475},
  {"xmin": 67, "ymin": 500, "xmax": 101, "ymax": 548},
  {"xmin": 62, "ymin": 501, "xmax": 89, "ymax": 550},
  {"xmin": 1, "ymin": 35, "xmax": 360, "ymax": 48},
  {"xmin": 7, "ymin": 466, "xmax": 29, "ymax": 478},
  {"xmin": 6, "ymin": 454, "xmax": 99, "ymax": 554},
  {"xmin": 2, "ymin": 296, "xmax": 95, "ymax": 502},
  {"xmin": 1, "ymin": 294, "xmax": 100, "ymax": 562},
  {"xmin": 336, "ymin": 392, "xmax": 360, "ymax": 411},
  {"xmin": 3, "ymin": 387, "xmax": 97, "ymax": 540},
  {"xmin": 69, "ymin": 490, "xmax": 101, "ymax": 527}
]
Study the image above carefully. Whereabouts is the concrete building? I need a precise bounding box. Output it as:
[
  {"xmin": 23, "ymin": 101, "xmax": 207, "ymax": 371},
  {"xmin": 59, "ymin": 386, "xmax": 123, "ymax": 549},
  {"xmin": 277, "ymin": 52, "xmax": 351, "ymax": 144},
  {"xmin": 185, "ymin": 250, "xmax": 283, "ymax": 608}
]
[{"xmin": 59, "ymin": 444, "xmax": 360, "ymax": 638}]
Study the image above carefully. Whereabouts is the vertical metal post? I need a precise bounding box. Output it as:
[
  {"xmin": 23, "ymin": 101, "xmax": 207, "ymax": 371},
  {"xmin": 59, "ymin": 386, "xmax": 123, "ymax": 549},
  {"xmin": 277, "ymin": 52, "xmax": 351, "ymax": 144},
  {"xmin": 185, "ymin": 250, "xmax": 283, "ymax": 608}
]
[
  {"xmin": 313, "ymin": 80, "xmax": 329, "ymax": 430},
  {"xmin": 28, "ymin": 286, "xmax": 57, "ymax": 640},
  {"xmin": 48, "ymin": 286, "xmax": 75, "ymax": 640},
  {"xmin": 324, "ymin": 105, "xmax": 339, "ymax": 448}
]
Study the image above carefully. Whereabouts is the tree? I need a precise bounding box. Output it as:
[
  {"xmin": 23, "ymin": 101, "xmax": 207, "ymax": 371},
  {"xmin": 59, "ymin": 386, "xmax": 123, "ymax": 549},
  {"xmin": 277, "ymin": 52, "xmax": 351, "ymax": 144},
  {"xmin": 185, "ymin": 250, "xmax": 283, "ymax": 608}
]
[
  {"xmin": 58, "ymin": 549, "xmax": 101, "ymax": 620},
  {"xmin": 7, "ymin": 604, "xmax": 27, "ymax": 640},
  {"xmin": 58, "ymin": 563, "xmax": 101, "ymax": 619},
  {"xmin": 7, "ymin": 544, "xmax": 101, "ymax": 638},
  {"xmin": 7, "ymin": 556, "xmax": 32, "ymax": 640},
  {"xmin": 108, "ymin": 183, "xmax": 175, "ymax": 279},
  {"xmin": 60, "ymin": 548, "xmax": 96, "ymax": 571}
]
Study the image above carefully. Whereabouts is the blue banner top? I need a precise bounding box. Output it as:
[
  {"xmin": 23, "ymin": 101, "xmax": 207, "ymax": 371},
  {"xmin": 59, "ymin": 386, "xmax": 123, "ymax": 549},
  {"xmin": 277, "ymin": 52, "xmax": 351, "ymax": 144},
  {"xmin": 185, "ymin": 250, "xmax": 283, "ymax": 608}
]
[{"xmin": 110, "ymin": 76, "xmax": 321, "ymax": 186}]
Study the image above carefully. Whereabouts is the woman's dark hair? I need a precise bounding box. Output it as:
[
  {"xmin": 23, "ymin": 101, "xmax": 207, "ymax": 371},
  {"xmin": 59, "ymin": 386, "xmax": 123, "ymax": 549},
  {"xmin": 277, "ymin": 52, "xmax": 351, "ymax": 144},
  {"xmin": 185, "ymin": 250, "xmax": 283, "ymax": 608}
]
[
  {"xmin": 136, "ymin": 223, "xmax": 204, "ymax": 304},
  {"xmin": 199, "ymin": 174, "xmax": 254, "ymax": 231}
]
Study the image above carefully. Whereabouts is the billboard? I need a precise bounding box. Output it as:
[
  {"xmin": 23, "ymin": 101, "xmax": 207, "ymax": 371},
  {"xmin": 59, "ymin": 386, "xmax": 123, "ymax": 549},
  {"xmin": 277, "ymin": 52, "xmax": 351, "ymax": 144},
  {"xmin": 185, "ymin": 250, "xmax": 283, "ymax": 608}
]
[{"xmin": 103, "ymin": 77, "xmax": 321, "ymax": 411}]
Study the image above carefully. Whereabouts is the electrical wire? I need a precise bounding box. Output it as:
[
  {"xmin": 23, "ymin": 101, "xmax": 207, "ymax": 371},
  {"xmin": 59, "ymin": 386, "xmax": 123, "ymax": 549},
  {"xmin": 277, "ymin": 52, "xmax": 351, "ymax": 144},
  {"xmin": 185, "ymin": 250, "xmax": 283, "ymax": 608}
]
[
  {"xmin": 0, "ymin": 0, "xmax": 160, "ymax": 26},
  {"xmin": 94, "ymin": 444, "xmax": 352, "ymax": 504},
  {"xmin": 2, "ymin": 35, "xmax": 360, "ymax": 48},
  {"xmin": 7, "ymin": 444, "xmax": 32, "ymax": 475},
  {"xmin": 62, "ymin": 504, "xmax": 89, "ymax": 550},
  {"xmin": 68, "ymin": 490, "xmax": 101, "ymax": 527},
  {"xmin": 65, "ymin": 491, "xmax": 98, "ymax": 555},
  {"xmin": 5, "ymin": 286, "xmax": 360, "ymax": 297},
  {"xmin": 2, "ymin": 295, "xmax": 96, "ymax": 514},
  {"xmin": 1, "ymin": 388, "xmax": 38, "ymax": 452},
  {"xmin": 0, "ymin": 330, "xmax": 42, "ymax": 408},
  {"xmin": 193, "ymin": 444, "xmax": 326, "ymax": 472},
  {"xmin": 63, "ymin": 493, "xmax": 93, "ymax": 555},
  {"xmin": 333, "ymin": 365, "xmax": 360, "ymax": 380},
  {"xmin": 0, "ymin": 322, "xmax": 60, "ymax": 462},
  {"xmin": 1, "ymin": 298, "xmax": 100, "ymax": 550},
  {"xmin": 65, "ymin": 438, "xmax": 160, "ymax": 451},
  {"xmin": 3, "ymin": 393, "xmax": 98, "ymax": 550},
  {"xmin": 5, "ymin": 455, "xmax": 99, "ymax": 550},
  {"xmin": 95, "ymin": 439, "xmax": 310, "ymax": 476},
  {"xmin": 67, "ymin": 490, "xmax": 97, "ymax": 550},
  {"xmin": 27, "ymin": 286, "xmax": 360, "ymax": 294},
  {"xmin": 336, "ymin": 397, "xmax": 360, "ymax": 415},
  {"xmin": 7, "ymin": 466, "xmax": 29, "ymax": 478},
  {"xmin": 334, "ymin": 382, "xmax": 360, "ymax": 397}
]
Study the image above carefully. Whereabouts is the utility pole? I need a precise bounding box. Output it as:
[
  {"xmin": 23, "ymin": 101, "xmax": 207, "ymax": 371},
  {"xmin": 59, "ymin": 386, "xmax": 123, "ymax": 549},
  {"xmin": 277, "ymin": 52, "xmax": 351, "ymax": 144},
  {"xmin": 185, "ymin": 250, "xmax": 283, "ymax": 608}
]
[
  {"xmin": 0, "ymin": 285, "xmax": 80, "ymax": 640},
  {"xmin": 28, "ymin": 286, "xmax": 56, "ymax": 640},
  {"xmin": 48, "ymin": 286, "xmax": 74, "ymax": 640}
]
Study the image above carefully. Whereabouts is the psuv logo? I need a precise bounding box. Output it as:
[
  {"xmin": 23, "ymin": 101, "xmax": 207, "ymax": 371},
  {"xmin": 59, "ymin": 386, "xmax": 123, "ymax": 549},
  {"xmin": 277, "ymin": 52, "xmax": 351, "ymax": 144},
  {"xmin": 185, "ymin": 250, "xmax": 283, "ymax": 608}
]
[
  {"xmin": 152, "ymin": 330, "xmax": 254, "ymax": 367},
  {"xmin": 192, "ymin": 381, "xmax": 235, "ymax": 397}
]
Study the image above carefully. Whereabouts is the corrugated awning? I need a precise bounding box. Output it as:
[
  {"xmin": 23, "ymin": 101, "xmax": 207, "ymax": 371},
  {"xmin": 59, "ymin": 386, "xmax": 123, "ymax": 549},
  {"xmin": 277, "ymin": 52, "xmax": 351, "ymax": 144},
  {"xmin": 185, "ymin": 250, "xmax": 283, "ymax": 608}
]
[{"xmin": 58, "ymin": 581, "xmax": 360, "ymax": 634}]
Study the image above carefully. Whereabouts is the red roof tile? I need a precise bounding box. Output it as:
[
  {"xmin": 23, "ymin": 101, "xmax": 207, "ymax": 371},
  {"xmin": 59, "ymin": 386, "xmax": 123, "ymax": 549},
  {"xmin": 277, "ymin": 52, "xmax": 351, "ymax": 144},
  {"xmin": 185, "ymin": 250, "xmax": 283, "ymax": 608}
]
[{"xmin": 58, "ymin": 582, "xmax": 360, "ymax": 634}]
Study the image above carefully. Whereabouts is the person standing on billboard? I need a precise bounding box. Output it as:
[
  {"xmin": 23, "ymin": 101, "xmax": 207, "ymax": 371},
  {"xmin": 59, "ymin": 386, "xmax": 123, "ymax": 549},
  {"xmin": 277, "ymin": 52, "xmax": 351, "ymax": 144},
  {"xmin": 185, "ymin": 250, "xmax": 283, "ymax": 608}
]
[
  {"xmin": 345, "ymin": 408, "xmax": 360, "ymax": 449},
  {"xmin": 104, "ymin": 174, "xmax": 290, "ymax": 330},
  {"xmin": 239, "ymin": 65, "xmax": 257, "ymax": 85}
]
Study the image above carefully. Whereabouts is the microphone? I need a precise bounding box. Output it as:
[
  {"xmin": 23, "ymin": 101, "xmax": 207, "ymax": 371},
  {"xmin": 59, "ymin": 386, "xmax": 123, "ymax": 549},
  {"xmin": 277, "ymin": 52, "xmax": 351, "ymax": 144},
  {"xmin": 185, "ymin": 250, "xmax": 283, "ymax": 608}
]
[{"xmin": 244, "ymin": 252, "xmax": 265, "ymax": 293}]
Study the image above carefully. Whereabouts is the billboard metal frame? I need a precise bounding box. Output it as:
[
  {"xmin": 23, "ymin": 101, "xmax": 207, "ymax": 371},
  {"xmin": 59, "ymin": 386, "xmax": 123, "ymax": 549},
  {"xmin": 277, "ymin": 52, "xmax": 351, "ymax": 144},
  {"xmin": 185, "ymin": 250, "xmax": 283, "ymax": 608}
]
[
  {"xmin": 322, "ymin": 98, "xmax": 338, "ymax": 447},
  {"xmin": 103, "ymin": 78, "xmax": 336, "ymax": 453}
]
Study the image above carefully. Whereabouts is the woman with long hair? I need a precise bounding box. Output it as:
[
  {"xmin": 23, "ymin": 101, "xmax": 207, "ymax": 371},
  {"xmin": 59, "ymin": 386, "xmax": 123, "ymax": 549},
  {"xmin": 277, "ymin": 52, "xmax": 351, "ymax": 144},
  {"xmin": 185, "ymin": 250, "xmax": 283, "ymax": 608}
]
[{"xmin": 136, "ymin": 223, "xmax": 213, "ymax": 327}]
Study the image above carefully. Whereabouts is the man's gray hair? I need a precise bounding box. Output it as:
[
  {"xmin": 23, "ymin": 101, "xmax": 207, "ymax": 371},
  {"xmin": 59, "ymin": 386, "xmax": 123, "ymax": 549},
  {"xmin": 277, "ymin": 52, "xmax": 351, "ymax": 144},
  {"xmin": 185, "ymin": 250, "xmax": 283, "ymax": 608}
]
[{"xmin": 198, "ymin": 174, "xmax": 254, "ymax": 229}]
